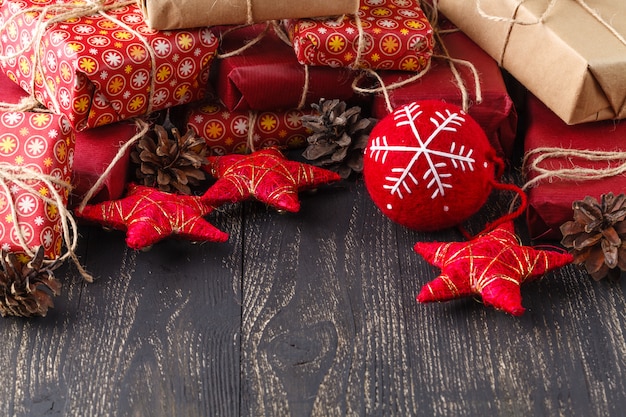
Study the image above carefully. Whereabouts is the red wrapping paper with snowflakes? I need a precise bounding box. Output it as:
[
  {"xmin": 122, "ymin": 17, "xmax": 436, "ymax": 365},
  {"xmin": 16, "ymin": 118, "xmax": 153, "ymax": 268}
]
[
  {"xmin": 524, "ymin": 95, "xmax": 626, "ymax": 241},
  {"xmin": 0, "ymin": 111, "xmax": 75, "ymax": 259},
  {"xmin": 214, "ymin": 25, "xmax": 361, "ymax": 112},
  {"xmin": 0, "ymin": 71, "xmax": 132, "ymax": 204},
  {"xmin": 284, "ymin": 0, "xmax": 434, "ymax": 71},
  {"xmin": 186, "ymin": 101, "xmax": 310, "ymax": 155},
  {"xmin": 370, "ymin": 31, "xmax": 517, "ymax": 158},
  {"xmin": 0, "ymin": 0, "xmax": 218, "ymax": 131}
]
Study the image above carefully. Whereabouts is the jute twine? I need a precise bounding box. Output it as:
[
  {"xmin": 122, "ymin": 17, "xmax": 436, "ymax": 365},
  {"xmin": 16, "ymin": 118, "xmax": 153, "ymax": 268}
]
[
  {"xmin": 505, "ymin": 145, "xmax": 626, "ymax": 215},
  {"xmin": 476, "ymin": 0, "xmax": 626, "ymax": 64},
  {"xmin": 355, "ymin": 0, "xmax": 482, "ymax": 115},
  {"xmin": 522, "ymin": 146, "xmax": 626, "ymax": 191},
  {"xmin": 0, "ymin": 164, "xmax": 92, "ymax": 280},
  {"xmin": 0, "ymin": 115, "xmax": 148, "ymax": 281},
  {"xmin": 0, "ymin": 0, "xmax": 157, "ymax": 118},
  {"xmin": 0, "ymin": 1, "xmax": 159, "ymax": 279}
]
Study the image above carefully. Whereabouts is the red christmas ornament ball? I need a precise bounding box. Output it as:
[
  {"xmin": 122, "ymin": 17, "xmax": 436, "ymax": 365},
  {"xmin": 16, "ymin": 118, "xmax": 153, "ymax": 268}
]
[{"xmin": 363, "ymin": 100, "xmax": 500, "ymax": 232}]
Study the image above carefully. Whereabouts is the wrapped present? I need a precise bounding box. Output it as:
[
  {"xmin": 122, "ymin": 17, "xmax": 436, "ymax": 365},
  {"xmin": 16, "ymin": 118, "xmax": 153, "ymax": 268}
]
[
  {"xmin": 285, "ymin": 0, "xmax": 434, "ymax": 71},
  {"xmin": 436, "ymin": 0, "xmax": 626, "ymax": 125},
  {"xmin": 369, "ymin": 31, "xmax": 517, "ymax": 158},
  {"xmin": 70, "ymin": 121, "xmax": 138, "ymax": 206},
  {"xmin": 0, "ymin": 71, "xmax": 133, "ymax": 205},
  {"xmin": 0, "ymin": 0, "xmax": 219, "ymax": 130},
  {"xmin": 139, "ymin": 0, "xmax": 357, "ymax": 30},
  {"xmin": 0, "ymin": 110, "xmax": 75, "ymax": 259},
  {"xmin": 186, "ymin": 101, "xmax": 310, "ymax": 155},
  {"xmin": 214, "ymin": 25, "xmax": 361, "ymax": 112},
  {"xmin": 524, "ymin": 95, "xmax": 626, "ymax": 241}
]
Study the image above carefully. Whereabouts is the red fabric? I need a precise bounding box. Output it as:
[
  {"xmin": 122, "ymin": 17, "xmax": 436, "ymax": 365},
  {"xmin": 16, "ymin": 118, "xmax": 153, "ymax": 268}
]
[
  {"xmin": 369, "ymin": 31, "xmax": 517, "ymax": 158},
  {"xmin": 76, "ymin": 183, "xmax": 229, "ymax": 250},
  {"xmin": 213, "ymin": 25, "xmax": 359, "ymax": 112},
  {"xmin": 524, "ymin": 95, "xmax": 626, "ymax": 241},
  {"xmin": 363, "ymin": 101, "xmax": 499, "ymax": 232},
  {"xmin": 0, "ymin": 72, "xmax": 133, "ymax": 206},
  {"xmin": 0, "ymin": 111, "xmax": 75, "ymax": 259},
  {"xmin": 0, "ymin": 0, "xmax": 218, "ymax": 130},
  {"xmin": 415, "ymin": 221, "xmax": 574, "ymax": 316},
  {"xmin": 202, "ymin": 147, "xmax": 341, "ymax": 212},
  {"xmin": 185, "ymin": 100, "xmax": 310, "ymax": 155},
  {"xmin": 285, "ymin": 0, "xmax": 434, "ymax": 71}
]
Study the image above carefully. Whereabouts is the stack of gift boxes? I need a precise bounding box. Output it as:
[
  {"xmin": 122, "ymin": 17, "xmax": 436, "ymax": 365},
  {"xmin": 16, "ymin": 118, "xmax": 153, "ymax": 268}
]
[{"xmin": 0, "ymin": 0, "xmax": 623, "ymax": 263}]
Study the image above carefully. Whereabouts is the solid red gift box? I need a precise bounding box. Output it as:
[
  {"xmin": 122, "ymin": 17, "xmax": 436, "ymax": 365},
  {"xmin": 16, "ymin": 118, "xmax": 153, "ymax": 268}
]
[
  {"xmin": 214, "ymin": 24, "xmax": 360, "ymax": 112},
  {"xmin": 369, "ymin": 31, "xmax": 517, "ymax": 158},
  {"xmin": 0, "ymin": 0, "xmax": 218, "ymax": 131},
  {"xmin": 524, "ymin": 95, "xmax": 626, "ymax": 241},
  {"xmin": 186, "ymin": 100, "xmax": 310, "ymax": 155},
  {"xmin": 285, "ymin": 0, "xmax": 434, "ymax": 71},
  {"xmin": 0, "ymin": 71, "xmax": 133, "ymax": 205},
  {"xmin": 0, "ymin": 110, "xmax": 75, "ymax": 259}
]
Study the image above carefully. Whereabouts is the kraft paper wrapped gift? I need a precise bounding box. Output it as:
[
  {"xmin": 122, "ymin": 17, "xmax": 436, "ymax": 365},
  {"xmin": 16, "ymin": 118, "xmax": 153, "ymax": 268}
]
[
  {"xmin": 214, "ymin": 24, "xmax": 360, "ymax": 112},
  {"xmin": 524, "ymin": 95, "xmax": 626, "ymax": 241},
  {"xmin": 0, "ymin": 71, "xmax": 134, "ymax": 205},
  {"xmin": 369, "ymin": 31, "xmax": 517, "ymax": 158},
  {"xmin": 186, "ymin": 100, "xmax": 310, "ymax": 155},
  {"xmin": 139, "ymin": 0, "xmax": 358, "ymax": 30},
  {"xmin": 436, "ymin": 0, "xmax": 626, "ymax": 125},
  {"xmin": 285, "ymin": 0, "xmax": 434, "ymax": 71},
  {"xmin": 0, "ymin": 0, "xmax": 219, "ymax": 131}
]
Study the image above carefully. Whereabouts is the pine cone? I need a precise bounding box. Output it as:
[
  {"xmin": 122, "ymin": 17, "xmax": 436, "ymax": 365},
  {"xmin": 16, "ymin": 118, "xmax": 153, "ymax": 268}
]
[
  {"xmin": 131, "ymin": 122, "xmax": 208, "ymax": 195},
  {"xmin": 0, "ymin": 247, "xmax": 61, "ymax": 318},
  {"xmin": 560, "ymin": 193, "xmax": 626, "ymax": 280},
  {"xmin": 301, "ymin": 98, "xmax": 377, "ymax": 179}
]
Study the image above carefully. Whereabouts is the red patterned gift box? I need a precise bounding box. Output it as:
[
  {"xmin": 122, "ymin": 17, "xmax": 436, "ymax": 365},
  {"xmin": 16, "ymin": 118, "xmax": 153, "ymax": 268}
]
[
  {"xmin": 284, "ymin": 0, "xmax": 434, "ymax": 71},
  {"xmin": 186, "ymin": 101, "xmax": 309, "ymax": 155},
  {"xmin": 0, "ymin": 110, "xmax": 75, "ymax": 259},
  {"xmin": 0, "ymin": 0, "xmax": 219, "ymax": 131},
  {"xmin": 214, "ymin": 24, "xmax": 361, "ymax": 112},
  {"xmin": 524, "ymin": 95, "xmax": 626, "ymax": 241},
  {"xmin": 369, "ymin": 31, "xmax": 517, "ymax": 158},
  {"xmin": 0, "ymin": 71, "xmax": 134, "ymax": 205}
]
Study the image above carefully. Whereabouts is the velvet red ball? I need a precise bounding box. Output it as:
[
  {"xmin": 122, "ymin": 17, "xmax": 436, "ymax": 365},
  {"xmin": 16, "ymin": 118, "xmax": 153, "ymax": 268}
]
[{"xmin": 363, "ymin": 100, "xmax": 499, "ymax": 231}]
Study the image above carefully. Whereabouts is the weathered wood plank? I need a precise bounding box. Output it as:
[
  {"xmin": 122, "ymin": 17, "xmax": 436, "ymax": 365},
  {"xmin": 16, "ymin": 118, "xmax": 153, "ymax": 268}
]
[
  {"xmin": 2, "ymin": 177, "xmax": 626, "ymax": 416},
  {"xmin": 397, "ymin": 190, "xmax": 626, "ymax": 417},
  {"xmin": 239, "ymin": 180, "xmax": 441, "ymax": 416},
  {"xmin": 0, "ymin": 208, "xmax": 243, "ymax": 416}
]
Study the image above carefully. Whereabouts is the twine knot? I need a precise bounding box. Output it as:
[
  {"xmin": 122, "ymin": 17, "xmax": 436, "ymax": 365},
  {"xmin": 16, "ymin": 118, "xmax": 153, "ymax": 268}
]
[{"xmin": 0, "ymin": 163, "xmax": 93, "ymax": 281}]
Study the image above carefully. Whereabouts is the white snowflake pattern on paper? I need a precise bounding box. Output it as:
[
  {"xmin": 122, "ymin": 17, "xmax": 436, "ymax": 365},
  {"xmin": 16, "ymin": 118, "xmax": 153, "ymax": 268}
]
[
  {"xmin": 153, "ymin": 39, "xmax": 171, "ymax": 56},
  {"xmin": 17, "ymin": 195, "xmax": 36, "ymax": 214},
  {"xmin": 368, "ymin": 103, "xmax": 475, "ymax": 201},
  {"xmin": 104, "ymin": 51, "xmax": 123, "ymax": 67},
  {"xmin": 42, "ymin": 229, "xmax": 53, "ymax": 247},
  {"xmin": 233, "ymin": 118, "xmax": 248, "ymax": 135},
  {"xmin": 27, "ymin": 138, "xmax": 45, "ymax": 156}
]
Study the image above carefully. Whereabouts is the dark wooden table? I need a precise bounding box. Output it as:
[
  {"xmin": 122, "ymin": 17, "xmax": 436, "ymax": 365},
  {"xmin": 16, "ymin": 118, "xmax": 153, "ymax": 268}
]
[{"xmin": 1, "ymin": 174, "xmax": 625, "ymax": 416}]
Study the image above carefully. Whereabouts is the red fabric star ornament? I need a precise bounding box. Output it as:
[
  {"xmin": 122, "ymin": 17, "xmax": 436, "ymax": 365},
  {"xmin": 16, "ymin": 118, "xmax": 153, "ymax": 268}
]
[
  {"xmin": 415, "ymin": 221, "xmax": 573, "ymax": 316},
  {"xmin": 75, "ymin": 184, "xmax": 228, "ymax": 250},
  {"xmin": 202, "ymin": 148, "xmax": 341, "ymax": 212}
]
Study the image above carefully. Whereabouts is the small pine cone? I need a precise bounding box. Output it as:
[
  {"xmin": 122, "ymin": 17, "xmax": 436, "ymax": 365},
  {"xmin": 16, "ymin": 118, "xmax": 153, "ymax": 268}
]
[
  {"xmin": 302, "ymin": 98, "xmax": 377, "ymax": 179},
  {"xmin": 0, "ymin": 247, "xmax": 61, "ymax": 318},
  {"xmin": 131, "ymin": 123, "xmax": 208, "ymax": 195},
  {"xmin": 560, "ymin": 193, "xmax": 626, "ymax": 280}
]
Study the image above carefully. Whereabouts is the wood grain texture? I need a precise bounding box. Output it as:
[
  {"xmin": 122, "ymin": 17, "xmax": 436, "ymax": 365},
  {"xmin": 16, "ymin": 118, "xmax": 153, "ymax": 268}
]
[
  {"xmin": 0, "ymin": 209, "xmax": 243, "ymax": 417},
  {"xmin": 0, "ymin": 181, "xmax": 626, "ymax": 416}
]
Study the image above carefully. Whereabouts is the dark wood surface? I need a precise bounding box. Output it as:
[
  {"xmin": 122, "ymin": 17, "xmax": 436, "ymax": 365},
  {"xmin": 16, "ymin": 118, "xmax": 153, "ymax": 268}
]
[{"xmin": 2, "ymin": 175, "xmax": 626, "ymax": 416}]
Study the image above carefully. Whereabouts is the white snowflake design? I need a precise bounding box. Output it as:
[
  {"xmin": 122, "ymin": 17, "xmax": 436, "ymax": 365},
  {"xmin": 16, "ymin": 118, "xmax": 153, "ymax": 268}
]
[{"xmin": 368, "ymin": 103, "xmax": 475, "ymax": 200}]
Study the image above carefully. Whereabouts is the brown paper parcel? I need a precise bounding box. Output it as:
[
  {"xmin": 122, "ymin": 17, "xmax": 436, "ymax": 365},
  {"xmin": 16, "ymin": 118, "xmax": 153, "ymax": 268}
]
[
  {"xmin": 140, "ymin": 0, "xmax": 358, "ymax": 29},
  {"xmin": 436, "ymin": 0, "xmax": 626, "ymax": 125}
]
